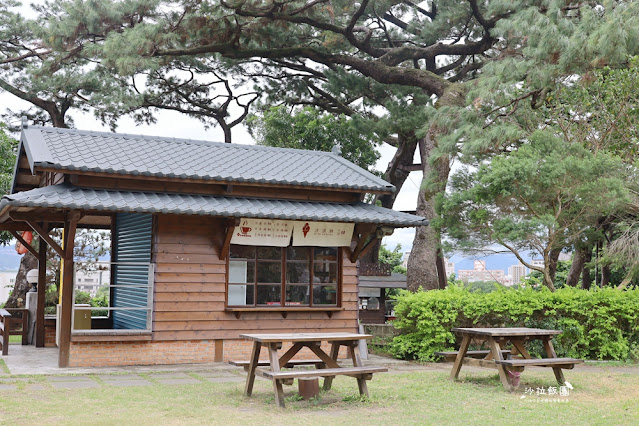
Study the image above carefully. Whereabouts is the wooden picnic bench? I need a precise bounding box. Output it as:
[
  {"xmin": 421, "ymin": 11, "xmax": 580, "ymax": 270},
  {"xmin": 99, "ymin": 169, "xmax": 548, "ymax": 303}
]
[
  {"xmin": 434, "ymin": 349, "xmax": 512, "ymax": 362},
  {"xmin": 235, "ymin": 332, "xmax": 388, "ymax": 408},
  {"xmin": 0, "ymin": 308, "xmax": 30, "ymax": 355},
  {"xmin": 448, "ymin": 327, "xmax": 583, "ymax": 391}
]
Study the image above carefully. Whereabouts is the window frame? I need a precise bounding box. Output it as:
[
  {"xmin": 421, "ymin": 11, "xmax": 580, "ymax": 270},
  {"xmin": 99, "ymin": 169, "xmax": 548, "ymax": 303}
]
[{"xmin": 225, "ymin": 245, "xmax": 342, "ymax": 309}]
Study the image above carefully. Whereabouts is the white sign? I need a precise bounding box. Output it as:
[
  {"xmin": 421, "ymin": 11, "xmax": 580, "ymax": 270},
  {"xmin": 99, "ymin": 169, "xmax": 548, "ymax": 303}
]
[
  {"xmin": 292, "ymin": 221, "xmax": 354, "ymax": 247},
  {"xmin": 230, "ymin": 218, "xmax": 293, "ymax": 247}
]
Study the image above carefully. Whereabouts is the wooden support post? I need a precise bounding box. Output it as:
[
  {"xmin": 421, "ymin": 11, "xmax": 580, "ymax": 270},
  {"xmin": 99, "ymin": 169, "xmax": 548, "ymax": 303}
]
[
  {"xmin": 349, "ymin": 224, "xmax": 376, "ymax": 263},
  {"xmin": 58, "ymin": 212, "xmax": 80, "ymax": 368},
  {"xmin": 24, "ymin": 220, "xmax": 64, "ymax": 258},
  {"xmin": 218, "ymin": 218, "xmax": 239, "ymax": 261},
  {"xmin": 36, "ymin": 229, "xmax": 48, "ymax": 348}
]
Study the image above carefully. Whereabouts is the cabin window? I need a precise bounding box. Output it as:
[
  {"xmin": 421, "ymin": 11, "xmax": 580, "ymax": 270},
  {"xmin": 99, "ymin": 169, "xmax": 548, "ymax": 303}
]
[{"xmin": 227, "ymin": 244, "xmax": 339, "ymax": 307}]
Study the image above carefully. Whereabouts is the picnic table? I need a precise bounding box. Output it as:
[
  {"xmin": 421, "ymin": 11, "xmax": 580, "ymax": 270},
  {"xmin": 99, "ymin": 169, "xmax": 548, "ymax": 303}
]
[
  {"xmin": 236, "ymin": 332, "xmax": 387, "ymax": 408},
  {"xmin": 445, "ymin": 327, "xmax": 583, "ymax": 391}
]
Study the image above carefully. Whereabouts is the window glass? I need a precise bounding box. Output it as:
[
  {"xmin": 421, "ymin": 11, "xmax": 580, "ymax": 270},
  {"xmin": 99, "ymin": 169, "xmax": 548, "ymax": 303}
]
[
  {"xmin": 228, "ymin": 284, "xmax": 255, "ymax": 305},
  {"xmin": 257, "ymin": 285, "xmax": 281, "ymax": 305},
  {"xmin": 286, "ymin": 261, "xmax": 310, "ymax": 283},
  {"xmin": 313, "ymin": 285, "xmax": 338, "ymax": 305},
  {"xmin": 286, "ymin": 284, "xmax": 309, "ymax": 305},
  {"xmin": 228, "ymin": 244, "xmax": 339, "ymax": 308},
  {"xmin": 313, "ymin": 262, "xmax": 337, "ymax": 283},
  {"xmin": 230, "ymin": 245, "xmax": 255, "ymax": 259},
  {"xmin": 314, "ymin": 247, "xmax": 338, "ymax": 262},
  {"xmin": 286, "ymin": 246, "xmax": 310, "ymax": 260},
  {"xmin": 257, "ymin": 262, "xmax": 281, "ymax": 283},
  {"xmin": 257, "ymin": 246, "xmax": 281, "ymax": 260}
]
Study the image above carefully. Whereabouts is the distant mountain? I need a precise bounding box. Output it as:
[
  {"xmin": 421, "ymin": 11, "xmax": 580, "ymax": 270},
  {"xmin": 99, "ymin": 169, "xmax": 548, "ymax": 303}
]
[{"xmin": 0, "ymin": 245, "xmax": 23, "ymax": 271}]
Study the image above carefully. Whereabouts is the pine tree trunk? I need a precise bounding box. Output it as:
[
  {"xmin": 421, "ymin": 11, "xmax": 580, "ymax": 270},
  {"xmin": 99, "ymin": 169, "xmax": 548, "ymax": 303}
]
[
  {"xmin": 4, "ymin": 251, "xmax": 38, "ymax": 308},
  {"xmin": 406, "ymin": 131, "xmax": 450, "ymax": 291},
  {"xmin": 582, "ymin": 249, "xmax": 592, "ymax": 290},
  {"xmin": 601, "ymin": 264, "xmax": 611, "ymax": 287},
  {"xmin": 566, "ymin": 245, "xmax": 588, "ymax": 287},
  {"xmin": 548, "ymin": 248, "xmax": 561, "ymax": 284},
  {"xmin": 361, "ymin": 133, "xmax": 418, "ymax": 266}
]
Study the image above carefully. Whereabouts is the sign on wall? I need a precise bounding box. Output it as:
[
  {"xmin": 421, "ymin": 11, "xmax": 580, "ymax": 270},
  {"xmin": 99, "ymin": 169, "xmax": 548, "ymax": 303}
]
[
  {"xmin": 230, "ymin": 218, "xmax": 355, "ymax": 247},
  {"xmin": 292, "ymin": 221, "xmax": 354, "ymax": 247},
  {"xmin": 230, "ymin": 218, "xmax": 293, "ymax": 247}
]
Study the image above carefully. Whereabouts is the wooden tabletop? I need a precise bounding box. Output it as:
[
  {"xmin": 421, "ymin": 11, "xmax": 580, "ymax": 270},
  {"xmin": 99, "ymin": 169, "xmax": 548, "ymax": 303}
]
[
  {"xmin": 239, "ymin": 332, "xmax": 372, "ymax": 343},
  {"xmin": 452, "ymin": 327, "xmax": 562, "ymax": 337}
]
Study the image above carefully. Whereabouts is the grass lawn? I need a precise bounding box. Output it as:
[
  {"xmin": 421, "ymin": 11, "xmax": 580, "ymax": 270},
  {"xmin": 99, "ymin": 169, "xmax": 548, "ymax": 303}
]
[{"xmin": 0, "ymin": 364, "xmax": 637, "ymax": 424}]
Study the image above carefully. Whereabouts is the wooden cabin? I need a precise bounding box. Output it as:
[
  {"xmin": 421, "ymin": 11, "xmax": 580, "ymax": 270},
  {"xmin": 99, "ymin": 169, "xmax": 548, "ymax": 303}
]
[{"xmin": 0, "ymin": 125, "xmax": 426, "ymax": 368}]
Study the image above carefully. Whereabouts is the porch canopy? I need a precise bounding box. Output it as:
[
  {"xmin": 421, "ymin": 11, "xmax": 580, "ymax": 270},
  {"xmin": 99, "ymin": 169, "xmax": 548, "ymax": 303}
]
[{"xmin": 0, "ymin": 183, "xmax": 426, "ymax": 227}]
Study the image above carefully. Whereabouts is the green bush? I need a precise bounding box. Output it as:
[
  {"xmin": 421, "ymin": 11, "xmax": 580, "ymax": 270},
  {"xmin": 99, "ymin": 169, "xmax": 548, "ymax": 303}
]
[{"xmin": 389, "ymin": 285, "xmax": 639, "ymax": 361}]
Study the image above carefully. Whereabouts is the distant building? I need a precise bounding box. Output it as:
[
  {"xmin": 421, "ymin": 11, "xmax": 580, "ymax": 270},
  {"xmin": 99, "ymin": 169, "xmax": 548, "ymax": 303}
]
[
  {"xmin": 444, "ymin": 258, "xmax": 455, "ymax": 279},
  {"xmin": 508, "ymin": 264, "xmax": 528, "ymax": 285},
  {"xmin": 74, "ymin": 262, "xmax": 111, "ymax": 297},
  {"xmin": 531, "ymin": 258, "xmax": 545, "ymax": 268},
  {"xmin": 0, "ymin": 271, "xmax": 18, "ymax": 304},
  {"xmin": 531, "ymin": 253, "xmax": 571, "ymax": 270},
  {"xmin": 402, "ymin": 251, "xmax": 411, "ymax": 269},
  {"xmin": 402, "ymin": 253, "xmax": 455, "ymax": 279},
  {"xmin": 458, "ymin": 260, "xmax": 506, "ymax": 284}
]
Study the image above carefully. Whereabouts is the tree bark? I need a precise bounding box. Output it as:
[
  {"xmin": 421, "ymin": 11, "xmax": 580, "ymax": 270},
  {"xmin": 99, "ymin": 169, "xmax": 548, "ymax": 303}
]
[
  {"xmin": 548, "ymin": 248, "xmax": 561, "ymax": 284},
  {"xmin": 360, "ymin": 132, "xmax": 418, "ymax": 266},
  {"xmin": 601, "ymin": 264, "xmax": 611, "ymax": 287},
  {"xmin": 4, "ymin": 251, "xmax": 38, "ymax": 308},
  {"xmin": 566, "ymin": 245, "xmax": 587, "ymax": 287},
  {"xmin": 406, "ymin": 130, "xmax": 450, "ymax": 291},
  {"xmin": 582, "ymin": 249, "xmax": 592, "ymax": 290}
]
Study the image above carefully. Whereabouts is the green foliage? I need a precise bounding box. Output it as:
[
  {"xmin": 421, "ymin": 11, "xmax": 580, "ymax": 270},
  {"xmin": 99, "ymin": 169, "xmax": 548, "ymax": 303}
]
[
  {"xmin": 74, "ymin": 290, "xmax": 91, "ymax": 305},
  {"xmin": 389, "ymin": 286, "xmax": 639, "ymax": 362},
  {"xmin": 463, "ymin": 281, "xmax": 504, "ymax": 293},
  {"xmin": 379, "ymin": 244, "xmax": 405, "ymax": 274},
  {"xmin": 247, "ymin": 106, "xmax": 381, "ymax": 172},
  {"xmin": 439, "ymin": 130, "xmax": 631, "ymax": 290},
  {"xmin": 0, "ymin": 123, "xmax": 17, "ymax": 245}
]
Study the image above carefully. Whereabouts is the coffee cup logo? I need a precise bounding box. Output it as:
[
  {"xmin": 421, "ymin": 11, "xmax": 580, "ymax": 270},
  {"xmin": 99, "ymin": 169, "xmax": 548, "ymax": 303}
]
[{"xmin": 241, "ymin": 226, "xmax": 252, "ymax": 234}]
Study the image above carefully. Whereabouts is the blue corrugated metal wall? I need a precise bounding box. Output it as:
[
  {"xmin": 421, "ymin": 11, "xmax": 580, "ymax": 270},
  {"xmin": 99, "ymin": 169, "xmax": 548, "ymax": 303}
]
[{"xmin": 112, "ymin": 213, "xmax": 152, "ymax": 330}]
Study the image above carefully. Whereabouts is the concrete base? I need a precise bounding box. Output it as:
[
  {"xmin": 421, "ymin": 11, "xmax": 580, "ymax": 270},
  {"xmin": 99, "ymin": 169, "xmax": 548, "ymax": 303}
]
[
  {"xmin": 25, "ymin": 292, "xmax": 37, "ymax": 345},
  {"xmin": 2, "ymin": 345, "xmax": 236, "ymax": 376}
]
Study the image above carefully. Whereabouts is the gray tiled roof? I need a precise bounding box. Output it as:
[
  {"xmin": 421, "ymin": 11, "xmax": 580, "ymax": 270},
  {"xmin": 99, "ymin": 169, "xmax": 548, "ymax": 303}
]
[
  {"xmin": 20, "ymin": 126, "xmax": 394, "ymax": 193},
  {"xmin": 0, "ymin": 184, "xmax": 427, "ymax": 227},
  {"xmin": 359, "ymin": 273, "xmax": 407, "ymax": 288}
]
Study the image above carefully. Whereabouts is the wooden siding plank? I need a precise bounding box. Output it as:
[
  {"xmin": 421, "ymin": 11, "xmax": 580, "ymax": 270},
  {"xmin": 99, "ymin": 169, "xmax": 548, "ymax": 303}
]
[{"xmin": 152, "ymin": 327, "xmax": 357, "ymax": 341}]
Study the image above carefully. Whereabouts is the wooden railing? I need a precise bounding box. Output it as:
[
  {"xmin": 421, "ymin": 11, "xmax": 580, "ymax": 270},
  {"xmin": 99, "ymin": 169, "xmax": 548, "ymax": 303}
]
[{"xmin": 0, "ymin": 308, "xmax": 30, "ymax": 355}]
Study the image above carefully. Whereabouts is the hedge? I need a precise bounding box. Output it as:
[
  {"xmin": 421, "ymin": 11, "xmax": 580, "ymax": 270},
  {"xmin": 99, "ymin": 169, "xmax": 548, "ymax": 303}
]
[{"xmin": 388, "ymin": 285, "xmax": 639, "ymax": 361}]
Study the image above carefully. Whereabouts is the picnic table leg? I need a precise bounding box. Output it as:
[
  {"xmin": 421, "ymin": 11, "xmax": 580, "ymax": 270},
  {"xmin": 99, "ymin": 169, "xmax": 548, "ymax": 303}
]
[
  {"xmin": 348, "ymin": 343, "xmax": 369, "ymax": 398},
  {"xmin": 511, "ymin": 340, "xmax": 531, "ymax": 359},
  {"xmin": 268, "ymin": 342, "xmax": 286, "ymax": 408},
  {"xmin": 450, "ymin": 334, "xmax": 471, "ymax": 380},
  {"xmin": 543, "ymin": 339, "xmax": 566, "ymax": 385},
  {"xmin": 488, "ymin": 337, "xmax": 512, "ymax": 391},
  {"xmin": 244, "ymin": 341, "xmax": 262, "ymax": 396},
  {"xmin": 323, "ymin": 342, "xmax": 340, "ymax": 391}
]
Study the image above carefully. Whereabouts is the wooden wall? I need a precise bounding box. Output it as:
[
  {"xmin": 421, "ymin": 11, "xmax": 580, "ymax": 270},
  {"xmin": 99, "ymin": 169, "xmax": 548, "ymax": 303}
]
[{"xmin": 151, "ymin": 214, "xmax": 359, "ymax": 341}]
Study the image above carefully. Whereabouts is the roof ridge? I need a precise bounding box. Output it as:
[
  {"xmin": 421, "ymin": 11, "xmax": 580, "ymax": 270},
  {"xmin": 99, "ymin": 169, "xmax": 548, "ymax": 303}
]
[{"xmin": 28, "ymin": 125, "xmax": 346, "ymax": 157}]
